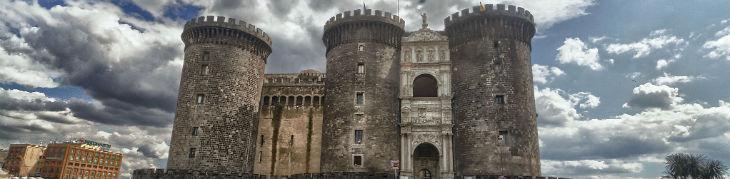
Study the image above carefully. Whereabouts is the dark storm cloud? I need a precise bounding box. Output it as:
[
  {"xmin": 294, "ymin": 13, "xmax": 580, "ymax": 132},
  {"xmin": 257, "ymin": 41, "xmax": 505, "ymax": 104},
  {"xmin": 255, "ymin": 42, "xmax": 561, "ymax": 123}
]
[
  {"xmin": 69, "ymin": 100, "xmax": 173, "ymax": 127},
  {"xmin": 0, "ymin": 93, "xmax": 66, "ymax": 112},
  {"xmin": 137, "ymin": 144, "xmax": 162, "ymax": 158},
  {"xmin": 0, "ymin": 1, "xmax": 182, "ymax": 127},
  {"xmin": 541, "ymin": 128, "xmax": 670, "ymax": 160}
]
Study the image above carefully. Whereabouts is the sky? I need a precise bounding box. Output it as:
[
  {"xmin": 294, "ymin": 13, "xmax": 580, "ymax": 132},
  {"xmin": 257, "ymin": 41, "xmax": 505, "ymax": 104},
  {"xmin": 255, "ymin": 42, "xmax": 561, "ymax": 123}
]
[{"xmin": 0, "ymin": 0, "xmax": 728, "ymax": 178}]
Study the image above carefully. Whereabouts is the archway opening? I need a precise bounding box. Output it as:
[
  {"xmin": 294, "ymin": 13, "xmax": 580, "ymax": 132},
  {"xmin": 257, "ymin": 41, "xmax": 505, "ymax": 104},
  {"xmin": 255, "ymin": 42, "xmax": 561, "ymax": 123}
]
[
  {"xmin": 413, "ymin": 143, "xmax": 439, "ymax": 179},
  {"xmin": 413, "ymin": 74, "xmax": 438, "ymax": 97}
]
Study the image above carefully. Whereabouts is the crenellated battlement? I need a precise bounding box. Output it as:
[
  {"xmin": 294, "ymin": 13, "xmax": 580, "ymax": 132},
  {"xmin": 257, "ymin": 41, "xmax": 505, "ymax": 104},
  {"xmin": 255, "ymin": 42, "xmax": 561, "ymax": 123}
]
[
  {"xmin": 444, "ymin": 4, "xmax": 534, "ymax": 27},
  {"xmin": 324, "ymin": 8, "xmax": 405, "ymax": 31},
  {"xmin": 185, "ymin": 16, "xmax": 272, "ymax": 45},
  {"xmin": 182, "ymin": 16, "xmax": 273, "ymax": 58},
  {"xmin": 444, "ymin": 4, "xmax": 536, "ymax": 47},
  {"xmin": 321, "ymin": 9, "xmax": 405, "ymax": 52}
]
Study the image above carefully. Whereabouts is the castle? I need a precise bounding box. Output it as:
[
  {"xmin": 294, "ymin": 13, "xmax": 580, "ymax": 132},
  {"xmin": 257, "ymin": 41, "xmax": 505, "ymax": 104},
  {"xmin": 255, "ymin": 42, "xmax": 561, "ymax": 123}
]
[{"xmin": 135, "ymin": 3, "xmax": 545, "ymax": 179}]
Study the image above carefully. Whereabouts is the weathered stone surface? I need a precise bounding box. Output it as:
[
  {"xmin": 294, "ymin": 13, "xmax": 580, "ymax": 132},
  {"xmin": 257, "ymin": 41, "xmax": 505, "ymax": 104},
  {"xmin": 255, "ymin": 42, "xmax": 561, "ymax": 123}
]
[
  {"xmin": 445, "ymin": 4, "xmax": 540, "ymax": 176},
  {"xmin": 254, "ymin": 71, "xmax": 324, "ymax": 176},
  {"xmin": 320, "ymin": 8, "xmax": 405, "ymax": 173},
  {"xmin": 167, "ymin": 16, "xmax": 271, "ymax": 174}
]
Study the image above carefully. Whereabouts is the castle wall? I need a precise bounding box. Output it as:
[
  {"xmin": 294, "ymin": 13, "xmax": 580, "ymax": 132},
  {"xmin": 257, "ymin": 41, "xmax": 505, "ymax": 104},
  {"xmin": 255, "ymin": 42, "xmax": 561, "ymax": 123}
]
[
  {"xmin": 253, "ymin": 72, "xmax": 324, "ymax": 176},
  {"xmin": 167, "ymin": 16, "xmax": 271, "ymax": 174},
  {"xmin": 445, "ymin": 5, "xmax": 540, "ymax": 176},
  {"xmin": 320, "ymin": 9, "xmax": 405, "ymax": 173}
]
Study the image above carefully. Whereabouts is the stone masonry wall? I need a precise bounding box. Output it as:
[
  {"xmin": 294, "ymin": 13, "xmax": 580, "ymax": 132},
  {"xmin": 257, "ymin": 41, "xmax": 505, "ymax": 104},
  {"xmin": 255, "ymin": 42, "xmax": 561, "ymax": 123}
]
[
  {"xmin": 445, "ymin": 4, "xmax": 540, "ymax": 176},
  {"xmin": 321, "ymin": 8, "xmax": 405, "ymax": 173},
  {"xmin": 167, "ymin": 16, "xmax": 271, "ymax": 174},
  {"xmin": 253, "ymin": 72, "xmax": 324, "ymax": 176}
]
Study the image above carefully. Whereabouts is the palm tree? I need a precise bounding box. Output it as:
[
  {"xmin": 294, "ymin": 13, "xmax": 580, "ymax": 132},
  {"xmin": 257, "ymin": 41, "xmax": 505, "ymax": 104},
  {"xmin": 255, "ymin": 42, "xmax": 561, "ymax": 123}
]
[{"xmin": 665, "ymin": 153, "xmax": 728, "ymax": 179}]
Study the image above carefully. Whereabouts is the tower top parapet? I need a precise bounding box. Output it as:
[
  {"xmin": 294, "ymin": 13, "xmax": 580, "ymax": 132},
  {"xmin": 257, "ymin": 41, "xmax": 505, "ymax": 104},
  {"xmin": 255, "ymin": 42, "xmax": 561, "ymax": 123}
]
[
  {"xmin": 444, "ymin": 4, "xmax": 534, "ymax": 27},
  {"xmin": 324, "ymin": 8, "xmax": 405, "ymax": 31},
  {"xmin": 184, "ymin": 16, "xmax": 272, "ymax": 46}
]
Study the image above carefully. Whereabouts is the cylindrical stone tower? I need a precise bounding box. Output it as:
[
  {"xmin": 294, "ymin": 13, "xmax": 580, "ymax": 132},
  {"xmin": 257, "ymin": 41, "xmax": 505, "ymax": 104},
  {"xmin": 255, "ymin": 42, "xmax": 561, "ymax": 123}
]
[
  {"xmin": 167, "ymin": 16, "xmax": 272, "ymax": 174},
  {"xmin": 445, "ymin": 4, "xmax": 539, "ymax": 176},
  {"xmin": 320, "ymin": 9, "xmax": 404, "ymax": 173}
]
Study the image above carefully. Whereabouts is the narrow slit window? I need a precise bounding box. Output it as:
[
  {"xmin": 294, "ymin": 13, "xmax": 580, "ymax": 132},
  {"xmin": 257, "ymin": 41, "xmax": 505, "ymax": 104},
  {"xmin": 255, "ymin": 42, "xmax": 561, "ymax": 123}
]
[
  {"xmin": 495, "ymin": 95, "xmax": 505, "ymax": 105},
  {"xmin": 357, "ymin": 63, "xmax": 365, "ymax": 74},
  {"xmin": 201, "ymin": 64, "xmax": 209, "ymax": 75},
  {"xmin": 354, "ymin": 130, "xmax": 363, "ymax": 144},
  {"xmin": 188, "ymin": 148, "xmax": 196, "ymax": 158},
  {"xmin": 196, "ymin": 94, "xmax": 205, "ymax": 104},
  {"xmin": 259, "ymin": 151, "xmax": 263, "ymax": 163},
  {"xmin": 356, "ymin": 92, "xmax": 364, "ymax": 105},
  {"xmin": 260, "ymin": 135, "xmax": 264, "ymax": 146},
  {"xmin": 191, "ymin": 127, "xmax": 199, "ymax": 136},
  {"xmin": 353, "ymin": 155, "xmax": 363, "ymax": 166}
]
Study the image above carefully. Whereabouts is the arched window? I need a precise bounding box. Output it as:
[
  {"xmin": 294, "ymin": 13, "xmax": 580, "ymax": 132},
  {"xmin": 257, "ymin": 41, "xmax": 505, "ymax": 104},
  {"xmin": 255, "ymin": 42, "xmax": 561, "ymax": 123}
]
[
  {"xmin": 262, "ymin": 96, "xmax": 269, "ymax": 106},
  {"xmin": 271, "ymin": 96, "xmax": 278, "ymax": 105},
  {"xmin": 304, "ymin": 96, "xmax": 312, "ymax": 106},
  {"xmin": 313, "ymin": 96, "xmax": 320, "ymax": 106},
  {"xmin": 413, "ymin": 74, "xmax": 438, "ymax": 97},
  {"xmin": 296, "ymin": 96, "xmax": 303, "ymax": 106},
  {"xmin": 288, "ymin": 96, "xmax": 295, "ymax": 106}
]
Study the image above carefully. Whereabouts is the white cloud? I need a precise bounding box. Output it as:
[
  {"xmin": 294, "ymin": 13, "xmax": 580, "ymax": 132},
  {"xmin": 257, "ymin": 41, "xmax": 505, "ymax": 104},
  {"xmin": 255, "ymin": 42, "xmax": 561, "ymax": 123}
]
[
  {"xmin": 0, "ymin": 38, "xmax": 61, "ymax": 88},
  {"xmin": 569, "ymin": 92, "xmax": 601, "ymax": 109},
  {"xmin": 652, "ymin": 73, "xmax": 704, "ymax": 85},
  {"xmin": 703, "ymin": 26, "xmax": 730, "ymax": 60},
  {"xmin": 655, "ymin": 59, "xmax": 673, "ymax": 70},
  {"xmin": 606, "ymin": 30, "xmax": 686, "ymax": 59},
  {"xmin": 532, "ymin": 64, "xmax": 565, "ymax": 84},
  {"xmin": 542, "ymin": 159, "xmax": 643, "ymax": 176},
  {"xmin": 557, "ymin": 37, "xmax": 603, "ymax": 70},
  {"xmin": 625, "ymin": 83, "xmax": 682, "ymax": 110},
  {"xmin": 498, "ymin": 0, "xmax": 596, "ymax": 29}
]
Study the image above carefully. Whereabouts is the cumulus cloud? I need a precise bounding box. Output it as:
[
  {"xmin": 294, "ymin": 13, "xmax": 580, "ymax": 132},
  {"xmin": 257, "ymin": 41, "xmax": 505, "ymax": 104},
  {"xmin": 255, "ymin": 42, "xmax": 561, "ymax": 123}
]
[
  {"xmin": 532, "ymin": 64, "xmax": 565, "ymax": 84},
  {"xmin": 652, "ymin": 73, "xmax": 704, "ymax": 86},
  {"xmin": 606, "ymin": 30, "xmax": 686, "ymax": 59},
  {"xmin": 0, "ymin": 1, "xmax": 182, "ymax": 127},
  {"xmin": 625, "ymin": 83, "xmax": 682, "ymax": 110},
  {"xmin": 703, "ymin": 26, "xmax": 730, "ymax": 60},
  {"xmin": 556, "ymin": 37, "xmax": 603, "ymax": 70},
  {"xmin": 542, "ymin": 159, "xmax": 643, "ymax": 176},
  {"xmin": 535, "ymin": 88, "xmax": 584, "ymax": 127},
  {"xmin": 569, "ymin": 92, "xmax": 601, "ymax": 109},
  {"xmin": 655, "ymin": 59, "xmax": 673, "ymax": 70}
]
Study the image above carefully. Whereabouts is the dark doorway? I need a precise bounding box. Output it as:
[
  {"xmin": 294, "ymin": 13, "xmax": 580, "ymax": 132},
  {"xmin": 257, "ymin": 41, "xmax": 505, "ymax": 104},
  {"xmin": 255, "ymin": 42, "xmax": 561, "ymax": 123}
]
[
  {"xmin": 413, "ymin": 74, "xmax": 438, "ymax": 97},
  {"xmin": 413, "ymin": 143, "xmax": 439, "ymax": 179}
]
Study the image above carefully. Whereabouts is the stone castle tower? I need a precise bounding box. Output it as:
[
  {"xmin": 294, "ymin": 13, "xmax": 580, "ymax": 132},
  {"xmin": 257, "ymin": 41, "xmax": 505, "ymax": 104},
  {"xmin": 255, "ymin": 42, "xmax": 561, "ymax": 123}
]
[
  {"xmin": 145, "ymin": 3, "xmax": 542, "ymax": 179},
  {"xmin": 167, "ymin": 16, "xmax": 272, "ymax": 174},
  {"xmin": 320, "ymin": 8, "xmax": 405, "ymax": 173},
  {"xmin": 445, "ymin": 4, "xmax": 539, "ymax": 176}
]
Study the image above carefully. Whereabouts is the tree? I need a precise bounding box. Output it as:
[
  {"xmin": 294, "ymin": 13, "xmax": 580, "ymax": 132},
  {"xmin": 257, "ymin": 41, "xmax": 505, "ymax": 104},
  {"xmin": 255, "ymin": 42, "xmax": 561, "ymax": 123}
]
[{"xmin": 665, "ymin": 153, "xmax": 728, "ymax": 179}]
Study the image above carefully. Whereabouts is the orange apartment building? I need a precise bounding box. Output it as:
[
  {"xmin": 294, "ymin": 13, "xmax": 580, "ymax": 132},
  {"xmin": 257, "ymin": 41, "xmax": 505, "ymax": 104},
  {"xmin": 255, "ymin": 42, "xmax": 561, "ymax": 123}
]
[
  {"xmin": 39, "ymin": 139, "xmax": 123, "ymax": 179},
  {"xmin": 2, "ymin": 144, "xmax": 45, "ymax": 177}
]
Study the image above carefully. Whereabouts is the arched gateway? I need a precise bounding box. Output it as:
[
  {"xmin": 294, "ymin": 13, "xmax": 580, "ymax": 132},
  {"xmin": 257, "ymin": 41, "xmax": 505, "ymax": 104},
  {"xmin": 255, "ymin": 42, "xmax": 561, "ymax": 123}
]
[
  {"xmin": 414, "ymin": 143, "xmax": 439, "ymax": 179},
  {"xmin": 398, "ymin": 13, "xmax": 454, "ymax": 179}
]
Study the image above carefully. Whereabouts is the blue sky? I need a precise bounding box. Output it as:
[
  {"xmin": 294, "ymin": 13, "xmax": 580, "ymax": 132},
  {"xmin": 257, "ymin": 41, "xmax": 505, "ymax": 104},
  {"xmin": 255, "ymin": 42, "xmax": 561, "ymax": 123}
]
[{"xmin": 0, "ymin": 0, "xmax": 729, "ymax": 178}]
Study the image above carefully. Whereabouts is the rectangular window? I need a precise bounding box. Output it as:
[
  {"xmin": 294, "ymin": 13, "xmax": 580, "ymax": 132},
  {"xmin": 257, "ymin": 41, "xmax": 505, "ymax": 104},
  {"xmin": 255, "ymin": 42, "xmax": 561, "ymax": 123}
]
[
  {"xmin": 495, "ymin": 95, "xmax": 505, "ymax": 104},
  {"xmin": 191, "ymin": 127, "xmax": 199, "ymax": 136},
  {"xmin": 357, "ymin": 63, "xmax": 365, "ymax": 74},
  {"xmin": 356, "ymin": 92, "xmax": 364, "ymax": 105},
  {"xmin": 353, "ymin": 155, "xmax": 363, "ymax": 166},
  {"xmin": 201, "ymin": 64, "xmax": 209, "ymax": 75},
  {"xmin": 354, "ymin": 130, "xmax": 363, "ymax": 144},
  {"xmin": 196, "ymin": 94, "xmax": 205, "ymax": 104},
  {"xmin": 188, "ymin": 148, "xmax": 196, "ymax": 158},
  {"xmin": 498, "ymin": 130, "xmax": 508, "ymax": 145},
  {"xmin": 202, "ymin": 51, "xmax": 210, "ymax": 61}
]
